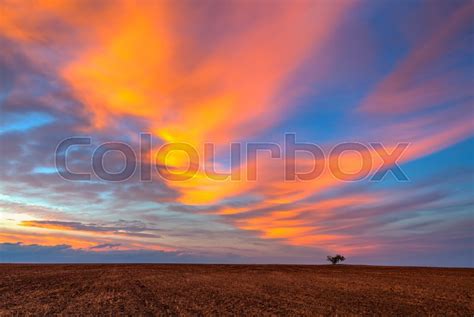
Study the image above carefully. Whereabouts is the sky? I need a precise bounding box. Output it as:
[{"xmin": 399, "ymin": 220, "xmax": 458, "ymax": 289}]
[{"xmin": 0, "ymin": 0, "xmax": 473, "ymax": 266}]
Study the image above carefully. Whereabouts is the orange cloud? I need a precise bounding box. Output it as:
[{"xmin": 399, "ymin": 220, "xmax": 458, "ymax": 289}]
[
  {"xmin": 230, "ymin": 194, "xmax": 378, "ymax": 244},
  {"xmin": 60, "ymin": 1, "xmax": 352, "ymax": 146},
  {"xmin": 0, "ymin": 231, "xmax": 96, "ymax": 249},
  {"xmin": 59, "ymin": 1, "xmax": 354, "ymax": 207},
  {"xmin": 2, "ymin": 221, "xmax": 173, "ymax": 251},
  {"xmin": 1, "ymin": 0, "xmax": 351, "ymax": 208}
]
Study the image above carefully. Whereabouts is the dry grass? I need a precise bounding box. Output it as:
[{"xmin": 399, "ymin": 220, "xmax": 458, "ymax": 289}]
[{"xmin": 0, "ymin": 264, "xmax": 473, "ymax": 316}]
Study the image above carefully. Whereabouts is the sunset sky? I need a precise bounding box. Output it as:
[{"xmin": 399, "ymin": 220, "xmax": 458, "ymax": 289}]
[{"xmin": 0, "ymin": 0, "xmax": 473, "ymax": 266}]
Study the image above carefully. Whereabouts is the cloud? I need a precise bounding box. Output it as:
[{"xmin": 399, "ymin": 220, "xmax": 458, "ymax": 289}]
[
  {"xmin": 89, "ymin": 243, "xmax": 121, "ymax": 250},
  {"xmin": 202, "ymin": 2, "xmax": 474, "ymax": 249},
  {"xmin": 0, "ymin": 242, "xmax": 333, "ymax": 264},
  {"xmin": 0, "ymin": 242, "xmax": 226, "ymax": 263},
  {"xmin": 0, "ymin": 0, "xmax": 355, "ymax": 207},
  {"xmin": 20, "ymin": 220, "xmax": 161, "ymax": 238},
  {"xmin": 0, "ymin": 0, "xmax": 472, "ymax": 266},
  {"xmin": 360, "ymin": 1, "xmax": 473, "ymax": 114}
]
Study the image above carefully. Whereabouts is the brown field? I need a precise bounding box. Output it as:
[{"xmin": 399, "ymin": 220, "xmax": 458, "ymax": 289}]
[{"xmin": 0, "ymin": 264, "xmax": 473, "ymax": 316}]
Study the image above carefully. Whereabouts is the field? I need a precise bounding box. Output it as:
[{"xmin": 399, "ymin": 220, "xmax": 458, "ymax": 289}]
[{"xmin": 0, "ymin": 264, "xmax": 472, "ymax": 315}]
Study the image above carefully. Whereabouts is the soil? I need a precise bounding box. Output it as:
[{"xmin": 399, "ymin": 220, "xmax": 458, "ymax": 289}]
[{"xmin": 0, "ymin": 264, "xmax": 472, "ymax": 316}]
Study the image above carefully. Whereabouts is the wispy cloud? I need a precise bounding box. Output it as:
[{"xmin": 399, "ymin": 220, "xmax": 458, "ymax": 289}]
[{"xmin": 19, "ymin": 220, "xmax": 161, "ymax": 238}]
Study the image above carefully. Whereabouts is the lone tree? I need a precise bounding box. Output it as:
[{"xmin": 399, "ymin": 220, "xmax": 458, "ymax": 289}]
[{"xmin": 327, "ymin": 254, "xmax": 346, "ymax": 265}]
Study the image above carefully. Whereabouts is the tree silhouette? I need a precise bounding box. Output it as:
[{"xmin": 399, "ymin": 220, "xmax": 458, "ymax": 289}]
[{"xmin": 327, "ymin": 254, "xmax": 346, "ymax": 265}]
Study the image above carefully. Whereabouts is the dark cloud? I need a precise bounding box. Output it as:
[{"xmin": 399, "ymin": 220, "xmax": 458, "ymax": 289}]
[
  {"xmin": 0, "ymin": 242, "xmax": 328, "ymax": 264},
  {"xmin": 0, "ymin": 242, "xmax": 234, "ymax": 263},
  {"xmin": 89, "ymin": 243, "xmax": 121, "ymax": 249}
]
